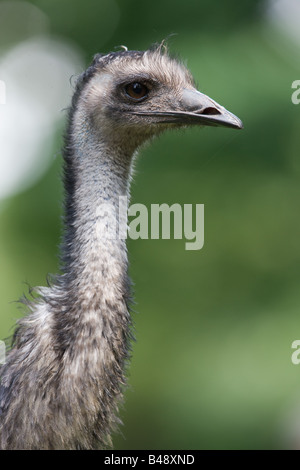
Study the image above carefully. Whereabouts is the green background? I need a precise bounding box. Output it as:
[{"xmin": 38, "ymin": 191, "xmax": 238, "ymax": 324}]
[{"xmin": 1, "ymin": 0, "xmax": 300, "ymax": 450}]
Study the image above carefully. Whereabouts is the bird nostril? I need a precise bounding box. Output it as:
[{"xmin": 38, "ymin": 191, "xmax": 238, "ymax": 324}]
[{"xmin": 201, "ymin": 106, "xmax": 221, "ymax": 116}]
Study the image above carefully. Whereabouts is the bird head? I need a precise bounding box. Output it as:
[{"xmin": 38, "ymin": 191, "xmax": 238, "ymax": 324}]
[{"xmin": 74, "ymin": 46, "xmax": 243, "ymax": 151}]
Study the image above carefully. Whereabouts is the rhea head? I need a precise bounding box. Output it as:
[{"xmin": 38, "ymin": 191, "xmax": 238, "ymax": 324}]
[{"xmin": 72, "ymin": 46, "xmax": 243, "ymax": 155}]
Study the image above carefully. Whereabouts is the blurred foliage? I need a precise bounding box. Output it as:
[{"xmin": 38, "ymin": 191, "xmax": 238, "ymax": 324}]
[
  {"xmin": 1, "ymin": 0, "xmax": 300, "ymax": 450},
  {"xmin": 28, "ymin": 0, "xmax": 265, "ymax": 56}
]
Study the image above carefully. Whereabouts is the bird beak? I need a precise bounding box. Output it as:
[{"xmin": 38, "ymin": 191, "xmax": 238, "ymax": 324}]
[
  {"xmin": 176, "ymin": 88, "xmax": 243, "ymax": 130},
  {"xmin": 131, "ymin": 88, "xmax": 243, "ymax": 130}
]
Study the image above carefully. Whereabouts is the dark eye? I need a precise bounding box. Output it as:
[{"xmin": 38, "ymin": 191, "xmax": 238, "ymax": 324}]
[{"xmin": 125, "ymin": 82, "xmax": 148, "ymax": 101}]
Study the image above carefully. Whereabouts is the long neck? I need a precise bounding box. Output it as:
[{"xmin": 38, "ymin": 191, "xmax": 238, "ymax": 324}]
[
  {"xmin": 0, "ymin": 93, "xmax": 137, "ymax": 451},
  {"xmin": 62, "ymin": 117, "xmax": 132, "ymax": 299},
  {"xmin": 52, "ymin": 105, "xmax": 135, "ymax": 446}
]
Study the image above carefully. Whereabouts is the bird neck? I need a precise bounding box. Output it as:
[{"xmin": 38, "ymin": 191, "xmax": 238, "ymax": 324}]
[
  {"xmin": 63, "ymin": 114, "xmax": 133, "ymax": 284},
  {"xmin": 56, "ymin": 108, "xmax": 134, "ymax": 366}
]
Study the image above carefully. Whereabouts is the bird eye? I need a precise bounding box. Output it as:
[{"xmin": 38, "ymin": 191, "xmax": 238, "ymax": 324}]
[{"xmin": 125, "ymin": 82, "xmax": 148, "ymax": 101}]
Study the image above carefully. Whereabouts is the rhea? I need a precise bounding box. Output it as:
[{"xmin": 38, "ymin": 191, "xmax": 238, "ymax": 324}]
[{"xmin": 0, "ymin": 46, "xmax": 242, "ymax": 450}]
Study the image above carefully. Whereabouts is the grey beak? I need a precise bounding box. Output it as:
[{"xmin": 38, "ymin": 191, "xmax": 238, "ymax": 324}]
[
  {"xmin": 130, "ymin": 88, "xmax": 243, "ymax": 130},
  {"xmin": 177, "ymin": 89, "xmax": 243, "ymax": 130}
]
